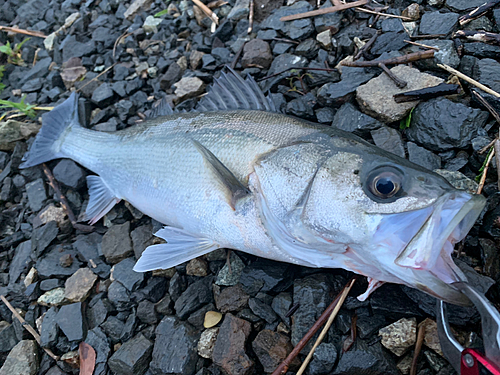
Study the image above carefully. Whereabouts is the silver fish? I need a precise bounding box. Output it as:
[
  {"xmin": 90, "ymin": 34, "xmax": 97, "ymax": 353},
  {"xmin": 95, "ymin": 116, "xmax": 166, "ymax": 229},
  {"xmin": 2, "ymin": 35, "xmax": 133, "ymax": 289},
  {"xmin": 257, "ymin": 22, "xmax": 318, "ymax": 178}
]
[{"xmin": 21, "ymin": 68, "xmax": 485, "ymax": 305}]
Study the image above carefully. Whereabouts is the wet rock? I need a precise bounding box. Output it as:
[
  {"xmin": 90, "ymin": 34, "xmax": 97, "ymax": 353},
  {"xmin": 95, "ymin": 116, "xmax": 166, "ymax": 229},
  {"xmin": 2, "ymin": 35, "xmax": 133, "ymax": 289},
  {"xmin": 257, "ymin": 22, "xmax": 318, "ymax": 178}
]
[
  {"xmin": 155, "ymin": 294, "xmax": 173, "ymax": 316},
  {"xmin": 406, "ymin": 98, "xmax": 489, "ymax": 151},
  {"xmin": 309, "ymin": 342, "xmax": 338, "ymax": 375},
  {"xmin": 102, "ymin": 221, "xmax": 133, "ymax": 264},
  {"xmin": 141, "ymin": 277, "xmax": 167, "ymax": 304},
  {"xmin": 379, "ymin": 317, "xmax": 416, "ymax": 356},
  {"xmin": 64, "ymin": 267, "xmax": 97, "ymax": 302},
  {"xmin": 446, "ymin": 0, "xmax": 486, "ymax": 11},
  {"xmin": 198, "ymin": 327, "xmax": 219, "ymax": 358},
  {"xmin": 56, "ymin": 302, "xmax": 86, "ymax": 342},
  {"xmin": 85, "ymin": 327, "xmax": 110, "ymax": 375},
  {"xmin": 131, "ymin": 223, "xmax": 154, "ymax": 259},
  {"xmin": 271, "ymin": 292, "xmax": 292, "ymax": 326},
  {"xmin": 212, "ymin": 314, "xmax": 253, "ymax": 375},
  {"xmin": 260, "ymin": 1, "xmax": 314, "ymax": 40},
  {"xmin": 371, "ymin": 32, "xmax": 407, "ymax": 55},
  {"xmin": 419, "ymin": 12, "xmax": 458, "ymax": 36},
  {"xmin": 332, "ymin": 102, "xmax": 382, "ymax": 135},
  {"xmin": 52, "ymin": 160, "xmax": 85, "ymax": 189},
  {"xmin": 371, "ymin": 127, "xmax": 405, "ymax": 158},
  {"xmin": 381, "ymin": 18, "xmax": 405, "ymax": 32},
  {"xmin": 186, "ymin": 258, "xmax": 209, "ymax": 277},
  {"xmin": 370, "ymin": 284, "xmax": 423, "ymax": 319},
  {"xmin": 473, "ymin": 58, "xmax": 500, "ymax": 93},
  {"xmin": 40, "ymin": 307, "xmax": 58, "ymax": 348},
  {"xmin": 252, "ymin": 330, "xmax": 294, "ymax": 373},
  {"xmin": 407, "ymin": 142, "xmax": 441, "ymax": 171},
  {"xmin": 150, "ymin": 316, "xmax": 199, "ymax": 375},
  {"xmin": 241, "ymin": 39, "xmax": 273, "ymax": 69},
  {"xmin": 216, "ymin": 253, "xmax": 245, "ymax": 286},
  {"xmin": 108, "ymin": 281, "xmax": 132, "ymax": 311},
  {"xmin": 249, "ymin": 297, "xmax": 278, "ymax": 324},
  {"xmin": 37, "ymin": 247, "xmax": 82, "ymax": 278},
  {"xmin": 240, "ymin": 259, "xmax": 293, "ymax": 296},
  {"xmin": 174, "ymin": 276, "xmax": 214, "ymax": 320},
  {"xmin": 444, "ymin": 151, "xmax": 469, "ymax": 171},
  {"xmin": 356, "ymin": 65, "xmax": 443, "ymax": 123},
  {"xmin": 174, "ymin": 77, "xmax": 205, "ymax": 102},
  {"xmin": 0, "ymin": 340, "xmax": 39, "ymax": 375},
  {"xmin": 334, "ymin": 339, "xmax": 399, "ymax": 375},
  {"xmin": 9, "ymin": 240, "xmax": 33, "ymax": 285},
  {"xmin": 26, "ymin": 178, "xmax": 47, "ymax": 212},
  {"xmin": 357, "ymin": 314, "xmax": 387, "ymax": 339},
  {"xmin": 317, "ymin": 67, "xmax": 375, "ymax": 107},
  {"xmin": 112, "ymin": 257, "xmax": 144, "ymax": 292},
  {"xmin": 462, "ymin": 43, "xmax": 500, "ymax": 59},
  {"xmin": 295, "ymin": 39, "xmax": 319, "ymax": 59},
  {"xmin": 315, "ymin": 107, "xmax": 335, "ymax": 123},
  {"xmin": 0, "ymin": 321, "xmax": 18, "ymax": 352},
  {"xmin": 137, "ymin": 300, "xmax": 158, "ymax": 325},
  {"xmin": 37, "ymin": 288, "xmax": 66, "ymax": 307},
  {"xmin": 108, "ymin": 333, "xmax": 153, "ymax": 375}
]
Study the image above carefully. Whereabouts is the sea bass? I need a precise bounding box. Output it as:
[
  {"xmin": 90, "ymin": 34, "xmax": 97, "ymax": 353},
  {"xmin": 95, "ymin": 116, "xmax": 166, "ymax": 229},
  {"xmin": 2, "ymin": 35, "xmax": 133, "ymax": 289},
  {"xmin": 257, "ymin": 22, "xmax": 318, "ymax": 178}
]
[{"xmin": 21, "ymin": 68, "xmax": 485, "ymax": 305}]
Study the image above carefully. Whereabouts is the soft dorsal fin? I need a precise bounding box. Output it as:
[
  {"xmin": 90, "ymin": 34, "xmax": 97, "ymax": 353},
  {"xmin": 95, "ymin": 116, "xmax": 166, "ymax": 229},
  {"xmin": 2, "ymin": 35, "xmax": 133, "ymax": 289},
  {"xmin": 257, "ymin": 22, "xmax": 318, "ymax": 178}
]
[
  {"xmin": 148, "ymin": 96, "xmax": 175, "ymax": 118},
  {"xmin": 196, "ymin": 66, "xmax": 277, "ymax": 113},
  {"xmin": 192, "ymin": 139, "xmax": 250, "ymax": 209}
]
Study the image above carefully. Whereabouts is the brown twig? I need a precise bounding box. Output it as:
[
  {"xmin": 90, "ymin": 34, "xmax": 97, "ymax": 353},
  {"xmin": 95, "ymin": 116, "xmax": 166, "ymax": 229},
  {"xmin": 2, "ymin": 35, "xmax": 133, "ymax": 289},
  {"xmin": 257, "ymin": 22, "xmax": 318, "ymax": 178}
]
[
  {"xmin": 192, "ymin": 0, "xmax": 219, "ymax": 24},
  {"xmin": 354, "ymin": 8, "xmax": 413, "ymax": 20},
  {"xmin": 343, "ymin": 49, "xmax": 435, "ymax": 67},
  {"xmin": 494, "ymin": 140, "xmax": 500, "ymax": 192},
  {"xmin": 472, "ymin": 90, "xmax": 500, "ymax": 125},
  {"xmin": 459, "ymin": 0, "xmax": 500, "ymax": 25},
  {"xmin": 410, "ymin": 324, "xmax": 425, "ymax": 375},
  {"xmin": 248, "ymin": 0, "xmax": 254, "ymax": 34},
  {"xmin": 280, "ymin": 0, "xmax": 368, "ymax": 21},
  {"xmin": 477, "ymin": 147, "xmax": 495, "ymax": 195},
  {"xmin": 296, "ymin": 277, "xmax": 357, "ymax": 375},
  {"xmin": 0, "ymin": 295, "xmax": 60, "ymax": 361},
  {"xmin": 379, "ymin": 62, "xmax": 407, "ymax": 88},
  {"xmin": 230, "ymin": 42, "xmax": 245, "ymax": 69},
  {"xmin": 410, "ymin": 34, "xmax": 446, "ymax": 39},
  {"xmin": 453, "ymin": 30, "xmax": 500, "ymax": 45},
  {"xmin": 404, "ymin": 40, "xmax": 439, "ymax": 50},
  {"xmin": 113, "ymin": 32, "xmax": 132, "ymax": 60},
  {"xmin": 257, "ymin": 66, "xmax": 337, "ymax": 82},
  {"xmin": 437, "ymin": 63, "xmax": 500, "ymax": 98},
  {"xmin": 207, "ymin": 0, "xmax": 228, "ymax": 8},
  {"xmin": 272, "ymin": 276, "xmax": 359, "ymax": 375},
  {"xmin": 354, "ymin": 30, "xmax": 381, "ymax": 60},
  {"xmin": 0, "ymin": 26, "xmax": 46, "ymax": 38},
  {"xmin": 76, "ymin": 63, "xmax": 116, "ymax": 93},
  {"xmin": 42, "ymin": 163, "xmax": 94, "ymax": 233}
]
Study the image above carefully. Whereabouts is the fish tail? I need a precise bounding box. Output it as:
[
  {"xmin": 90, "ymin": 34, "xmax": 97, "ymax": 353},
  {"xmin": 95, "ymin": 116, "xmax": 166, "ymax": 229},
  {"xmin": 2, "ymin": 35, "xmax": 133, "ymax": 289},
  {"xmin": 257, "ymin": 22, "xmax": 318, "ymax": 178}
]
[{"xmin": 20, "ymin": 92, "xmax": 81, "ymax": 169}]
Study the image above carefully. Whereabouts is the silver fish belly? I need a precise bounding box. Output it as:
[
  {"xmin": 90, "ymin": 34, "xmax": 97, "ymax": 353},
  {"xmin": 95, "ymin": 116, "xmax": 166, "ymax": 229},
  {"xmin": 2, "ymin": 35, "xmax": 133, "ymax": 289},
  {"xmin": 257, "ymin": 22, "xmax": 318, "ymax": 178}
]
[{"xmin": 21, "ymin": 68, "xmax": 485, "ymax": 305}]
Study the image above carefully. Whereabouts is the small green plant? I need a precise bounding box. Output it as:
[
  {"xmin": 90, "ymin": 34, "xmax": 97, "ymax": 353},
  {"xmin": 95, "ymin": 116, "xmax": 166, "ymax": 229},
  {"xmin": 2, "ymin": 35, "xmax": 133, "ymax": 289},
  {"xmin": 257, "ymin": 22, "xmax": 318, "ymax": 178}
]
[
  {"xmin": 399, "ymin": 107, "xmax": 414, "ymax": 130},
  {"xmin": 0, "ymin": 95, "xmax": 36, "ymax": 118},
  {"xmin": 475, "ymin": 146, "xmax": 494, "ymax": 182},
  {"xmin": 154, "ymin": 9, "xmax": 170, "ymax": 17},
  {"xmin": 0, "ymin": 66, "xmax": 5, "ymax": 93},
  {"xmin": 0, "ymin": 38, "xmax": 31, "ymax": 66}
]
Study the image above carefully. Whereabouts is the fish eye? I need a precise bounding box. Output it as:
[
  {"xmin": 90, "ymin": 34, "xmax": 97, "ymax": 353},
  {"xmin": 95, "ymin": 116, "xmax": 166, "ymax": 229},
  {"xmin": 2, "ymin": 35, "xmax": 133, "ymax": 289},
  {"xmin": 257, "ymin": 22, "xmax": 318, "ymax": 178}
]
[{"xmin": 366, "ymin": 168, "xmax": 403, "ymax": 201}]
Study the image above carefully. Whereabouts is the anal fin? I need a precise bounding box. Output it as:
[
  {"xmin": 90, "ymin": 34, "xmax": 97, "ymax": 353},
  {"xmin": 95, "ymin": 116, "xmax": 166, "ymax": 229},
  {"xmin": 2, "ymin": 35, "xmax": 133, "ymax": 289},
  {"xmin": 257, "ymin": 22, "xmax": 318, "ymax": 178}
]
[
  {"xmin": 133, "ymin": 227, "xmax": 219, "ymax": 272},
  {"xmin": 192, "ymin": 139, "xmax": 250, "ymax": 209},
  {"xmin": 85, "ymin": 175, "xmax": 120, "ymax": 225}
]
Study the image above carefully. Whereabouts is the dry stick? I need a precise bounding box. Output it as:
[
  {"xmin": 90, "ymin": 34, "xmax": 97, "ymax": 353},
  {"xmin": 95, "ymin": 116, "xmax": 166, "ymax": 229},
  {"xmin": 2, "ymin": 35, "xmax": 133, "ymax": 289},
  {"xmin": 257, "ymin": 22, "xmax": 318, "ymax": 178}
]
[
  {"xmin": 76, "ymin": 63, "xmax": 116, "ymax": 93},
  {"xmin": 459, "ymin": 0, "xmax": 500, "ymax": 25},
  {"xmin": 437, "ymin": 63, "xmax": 500, "ymax": 98},
  {"xmin": 230, "ymin": 42, "xmax": 245, "ymax": 69},
  {"xmin": 453, "ymin": 30, "xmax": 500, "ymax": 45},
  {"xmin": 0, "ymin": 26, "xmax": 46, "ymax": 38},
  {"xmin": 477, "ymin": 147, "xmax": 495, "ymax": 195},
  {"xmin": 343, "ymin": 49, "xmax": 435, "ymax": 67},
  {"xmin": 404, "ymin": 39, "xmax": 440, "ymax": 50},
  {"xmin": 192, "ymin": 0, "xmax": 219, "ymax": 24},
  {"xmin": 472, "ymin": 90, "xmax": 500, "ymax": 125},
  {"xmin": 379, "ymin": 62, "xmax": 407, "ymax": 88},
  {"xmin": 248, "ymin": 0, "xmax": 254, "ymax": 33},
  {"xmin": 271, "ymin": 37, "xmax": 300, "ymax": 44},
  {"xmin": 354, "ymin": 30, "xmax": 381, "ymax": 60},
  {"xmin": 271, "ymin": 276, "xmax": 359, "ymax": 375},
  {"xmin": 296, "ymin": 278, "xmax": 357, "ymax": 375},
  {"xmin": 0, "ymin": 295, "xmax": 60, "ymax": 361},
  {"xmin": 42, "ymin": 163, "xmax": 94, "ymax": 233},
  {"xmin": 280, "ymin": 0, "xmax": 368, "ymax": 21},
  {"xmin": 410, "ymin": 324, "xmax": 426, "ymax": 375},
  {"xmin": 410, "ymin": 34, "xmax": 446, "ymax": 39},
  {"xmin": 354, "ymin": 8, "xmax": 413, "ymax": 20},
  {"xmin": 113, "ymin": 32, "xmax": 132, "ymax": 60}
]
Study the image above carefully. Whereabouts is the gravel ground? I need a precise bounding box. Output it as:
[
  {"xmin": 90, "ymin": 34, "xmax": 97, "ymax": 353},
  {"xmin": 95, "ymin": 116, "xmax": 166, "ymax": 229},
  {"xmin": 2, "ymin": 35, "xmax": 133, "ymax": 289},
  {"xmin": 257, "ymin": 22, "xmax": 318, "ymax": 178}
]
[{"xmin": 0, "ymin": 0, "xmax": 500, "ymax": 374}]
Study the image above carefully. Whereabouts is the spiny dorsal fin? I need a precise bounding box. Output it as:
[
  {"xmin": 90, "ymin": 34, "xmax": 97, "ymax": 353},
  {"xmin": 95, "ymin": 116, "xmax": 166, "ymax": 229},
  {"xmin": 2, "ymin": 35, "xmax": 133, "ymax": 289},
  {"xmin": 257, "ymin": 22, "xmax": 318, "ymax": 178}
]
[
  {"xmin": 148, "ymin": 96, "xmax": 175, "ymax": 118},
  {"xmin": 196, "ymin": 66, "xmax": 277, "ymax": 113},
  {"xmin": 192, "ymin": 139, "xmax": 250, "ymax": 209}
]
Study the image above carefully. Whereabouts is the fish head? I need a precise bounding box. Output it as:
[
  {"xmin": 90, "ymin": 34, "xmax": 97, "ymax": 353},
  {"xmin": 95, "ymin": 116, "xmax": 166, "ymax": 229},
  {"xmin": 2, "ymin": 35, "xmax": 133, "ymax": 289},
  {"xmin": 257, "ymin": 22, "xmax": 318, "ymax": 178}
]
[{"xmin": 299, "ymin": 146, "xmax": 485, "ymax": 305}]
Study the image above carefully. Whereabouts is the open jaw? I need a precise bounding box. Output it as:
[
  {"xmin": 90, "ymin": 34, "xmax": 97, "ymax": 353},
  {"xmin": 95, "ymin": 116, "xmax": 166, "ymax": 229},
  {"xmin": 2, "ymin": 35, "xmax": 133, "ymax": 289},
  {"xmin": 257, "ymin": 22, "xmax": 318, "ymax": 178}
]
[{"xmin": 370, "ymin": 191, "xmax": 486, "ymax": 305}]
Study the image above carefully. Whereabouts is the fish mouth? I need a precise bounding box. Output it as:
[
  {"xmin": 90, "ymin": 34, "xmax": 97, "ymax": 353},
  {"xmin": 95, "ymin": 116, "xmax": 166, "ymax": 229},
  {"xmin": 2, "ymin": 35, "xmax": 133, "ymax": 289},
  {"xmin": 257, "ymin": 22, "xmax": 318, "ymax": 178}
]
[{"xmin": 394, "ymin": 191, "xmax": 486, "ymax": 305}]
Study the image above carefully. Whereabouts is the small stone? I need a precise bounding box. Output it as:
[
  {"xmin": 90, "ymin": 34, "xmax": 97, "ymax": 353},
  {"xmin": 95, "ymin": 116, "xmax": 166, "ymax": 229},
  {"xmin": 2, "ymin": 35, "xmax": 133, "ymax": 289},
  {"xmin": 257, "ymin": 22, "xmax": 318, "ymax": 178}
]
[
  {"xmin": 102, "ymin": 222, "xmax": 133, "ymax": 264},
  {"xmin": 332, "ymin": 102, "xmax": 382, "ymax": 135},
  {"xmin": 371, "ymin": 127, "xmax": 405, "ymax": 158},
  {"xmin": 419, "ymin": 318, "xmax": 442, "ymax": 356},
  {"xmin": 131, "ymin": 223, "xmax": 154, "ymax": 259},
  {"xmin": 108, "ymin": 334, "xmax": 153, "ymax": 375},
  {"xmin": 64, "ymin": 268, "xmax": 97, "ymax": 302},
  {"xmin": 159, "ymin": 63, "xmax": 184, "ymax": 91},
  {"xmin": 174, "ymin": 77, "xmax": 205, "ymax": 102},
  {"xmin": 56, "ymin": 302, "xmax": 86, "ymax": 342},
  {"xmin": 316, "ymin": 29, "xmax": 332, "ymax": 50},
  {"xmin": 174, "ymin": 276, "xmax": 214, "ymax": 320},
  {"xmin": 215, "ymin": 284, "xmax": 249, "ymax": 313},
  {"xmin": 34, "ymin": 204, "xmax": 67, "ymax": 228},
  {"xmin": 402, "ymin": 3, "xmax": 419, "ymax": 20},
  {"xmin": 0, "ymin": 321, "xmax": 18, "ymax": 352},
  {"xmin": 0, "ymin": 340, "xmax": 39, "ymax": 375},
  {"xmin": 227, "ymin": 0, "xmax": 249, "ymax": 20},
  {"xmin": 37, "ymin": 288, "xmax": 66, "ymax": 307},
  {"xmin": 137, "ymin": 300, "xmax": 158, "ymax": 325},
  {"xmin": 419, "ymin": 11, "xmax": 458, "ymax": 36},
  {"xmin": 91, "ymin": 83, "xmax": 115, "ymax": 108},
  {"xmin": 26, "ymin": 178, "xmax": 47, "ymax": 212},
  {"xmin": 356, "ymin": 65, "xmax": 443, "ymax": 123},
  {"xmin": 473, "ymin": 58, "xmax": 500, "ymax": 94},
  {"xmin": 143, "ymin": 15, "xmax": 162, "ymax": 33},
  {"xmin": 252, "ymin": 330, "xmax": 294, "ymax": 373},
  {"xmin": 446, "ymin": 0, "xmax": 486, "ymax": 11},
  {"xmin": 0, "ymin": 120, "xmax": 40, "ymax": 151},
  {"xmin": 53, "ymin": 159, "xmax": 86, "ymax": 189},
  {"xmin": 379, "ymin": 317, "xmax": 417, "ymax": 356},
  {"xmin": 407, "ymin": 142, "xmax": 441, "ymax": 171},
  {"xmin": 124, "ymin": 0, "xmax": 154, "ymax": 20},
  {"xmin": 9, "ymin": 241, "xmax": 33, "ymax": 285},
  {"xmin": 107, "ymin": 281, "xmax": 132, "ymax": 311},
  {"xmin": 85, "ymin": 327, "xmax": 110, "ymax": 375},
  {"xmin": 309, "ymin": 342, "xmax": 338, "ymax": 375},
  {"xmin": 186, "ymin": 258, "xmax": 209, "ymax": 277},
  {"xmin": 215, "ymin": 253, "xmax": 245, "ymax": 286},
  {"xmin": 111, "ymin": 257, "xmax": 144, "ymax": 292},
  {"xmin": 204, "ymin": 311, "xmax": 223, "ymax": 328},
  {"xmin": 59, "ymin": 254, "xmax": 73, "ymax": 267},
  {"xmin": 212, "ymin": 314, "xmax": 253, "ymax": 375},
  {"xmin": 249, "ymin": 297, "xmax": 278, "ymax": 323},
  {"xmin": 197, "ymin": 327, "xmax": 219, "ymax": 359},
  {"xmin": 397, "ymin": 353, "xmax": 413, "ymax": 375},
  {"xmin": 155, "ymin": 295, "xmax": 173, "ymax": 316},
  {"xmin": 190, "ymin": 50, "xmax": 205, "ymax": 70},
  {"xmin": 241, "ymin": 39, "xmax": 273, "ymax": 69},
  {"xmin": 240, "ymin": 259, "xmax": 293, "ymax": 296}
]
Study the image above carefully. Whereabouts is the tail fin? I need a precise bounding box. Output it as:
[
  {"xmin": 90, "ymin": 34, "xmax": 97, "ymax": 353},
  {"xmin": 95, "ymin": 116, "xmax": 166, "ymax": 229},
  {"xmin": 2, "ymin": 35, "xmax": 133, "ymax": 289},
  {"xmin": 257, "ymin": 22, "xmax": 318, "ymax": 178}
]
[{"xmin": 20, "ymin": 92, "xmax": 80, "ymax": 169}]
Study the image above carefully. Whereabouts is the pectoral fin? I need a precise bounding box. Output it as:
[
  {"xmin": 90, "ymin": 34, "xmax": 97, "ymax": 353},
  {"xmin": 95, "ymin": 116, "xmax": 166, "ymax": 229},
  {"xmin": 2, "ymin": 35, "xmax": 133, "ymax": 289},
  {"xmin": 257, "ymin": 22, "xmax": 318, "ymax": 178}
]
[
  {"xmin": 192, "ymin": 139, "xmax": 250, "ymax": 209},
  {"xmin": 85, "ymin": 176, "xmax": 120, "ymax": 225},
  {"xmin": 133, "ymin": 226, "xmax": 219, "ymax": 272}
]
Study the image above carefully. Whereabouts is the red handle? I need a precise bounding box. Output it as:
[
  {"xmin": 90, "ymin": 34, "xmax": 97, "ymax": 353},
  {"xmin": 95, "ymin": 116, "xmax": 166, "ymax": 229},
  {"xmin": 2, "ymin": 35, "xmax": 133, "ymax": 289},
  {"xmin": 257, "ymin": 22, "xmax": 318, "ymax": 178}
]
[{"xmin": 461, "ymin": 348, "xmax": 500, "ymax": 375}]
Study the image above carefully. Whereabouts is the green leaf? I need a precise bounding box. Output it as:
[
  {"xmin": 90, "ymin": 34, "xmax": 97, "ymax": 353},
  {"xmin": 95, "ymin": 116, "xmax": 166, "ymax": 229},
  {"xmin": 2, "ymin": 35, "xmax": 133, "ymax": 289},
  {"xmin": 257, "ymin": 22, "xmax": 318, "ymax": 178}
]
[
  {"xmin": 0, "ymin": 42, "xmax": 13, "ymax": 56},
  {"xmin": 0, "ymin": 66, "xmax": 5, "ymax": 94},
  {"xmin": 154, "ymin": 9, "xmax": 170, "ymax": 17},
  {"xmin": 0, "ymin": 95, "xmax": 37, "ymax": 118},
  {"xmin": 14, "ymin": 37, "xmax": 30, "ymax": 53},
  {"xmin": 399, "ymin": 107, "xmax": 414, "ymax": 130}
]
